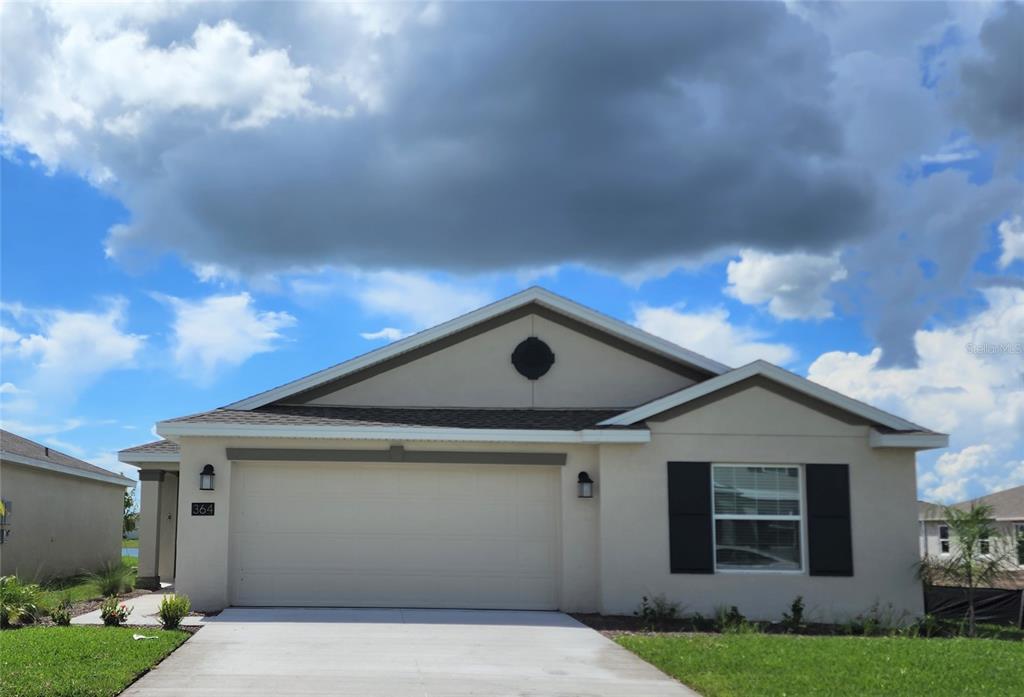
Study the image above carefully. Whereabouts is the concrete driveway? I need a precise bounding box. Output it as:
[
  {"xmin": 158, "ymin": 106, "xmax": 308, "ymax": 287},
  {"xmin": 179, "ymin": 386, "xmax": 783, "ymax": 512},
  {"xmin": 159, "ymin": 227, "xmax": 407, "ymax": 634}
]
[{"xmin": 123, "ymin": 608, "xmax": 698, "ymax": 696}]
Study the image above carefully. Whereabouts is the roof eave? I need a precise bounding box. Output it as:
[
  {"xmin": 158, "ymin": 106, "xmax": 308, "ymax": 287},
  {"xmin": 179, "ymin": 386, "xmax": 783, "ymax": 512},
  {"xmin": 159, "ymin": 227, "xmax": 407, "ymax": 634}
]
[
  {"xmin": 156, "ymin": 420, "xmax": 651, "ymax": 444},
  {"xmin": 1, "ymin": 451, "xmax": 135, "ymax": 487},
  {"xmin": 117, "ymin": 451, "xmax": 181, "ymax": 464}
]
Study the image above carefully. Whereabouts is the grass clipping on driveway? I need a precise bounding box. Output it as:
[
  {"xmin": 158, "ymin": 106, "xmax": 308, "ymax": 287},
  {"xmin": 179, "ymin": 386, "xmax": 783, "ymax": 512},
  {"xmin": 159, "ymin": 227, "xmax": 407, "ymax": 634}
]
[
  {"xmin": 616, "ymin": 633, "xmax": 1024, "ymax": 697},
  {"xmin": 0, "ymin": 626, "xmax": 188, "ymax": 697}
]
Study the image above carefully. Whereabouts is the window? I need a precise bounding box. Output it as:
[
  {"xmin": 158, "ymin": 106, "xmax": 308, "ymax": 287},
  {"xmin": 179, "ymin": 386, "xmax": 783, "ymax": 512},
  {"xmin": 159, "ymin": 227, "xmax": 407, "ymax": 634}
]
[
  {"xmin": 712, "ymin": 465, "xmax": 802, "ymax": 572},
  {"xmin": 1017, "ymin": 524, "xmax": 1024, "ymax": 566},
  {"xmin": 939, "ymin": 525, "xmax": 949, "ymax": 554},
  {"xmin": 979, "ymin": 537, "xmax": 990, "ymax": 555}
]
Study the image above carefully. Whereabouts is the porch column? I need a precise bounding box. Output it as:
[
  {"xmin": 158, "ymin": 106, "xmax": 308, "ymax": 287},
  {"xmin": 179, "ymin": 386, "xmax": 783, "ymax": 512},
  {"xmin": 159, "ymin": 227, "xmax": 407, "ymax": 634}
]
[{"xmin": 136, "ymin": 470, "xmax": 164, "ymax": 590}]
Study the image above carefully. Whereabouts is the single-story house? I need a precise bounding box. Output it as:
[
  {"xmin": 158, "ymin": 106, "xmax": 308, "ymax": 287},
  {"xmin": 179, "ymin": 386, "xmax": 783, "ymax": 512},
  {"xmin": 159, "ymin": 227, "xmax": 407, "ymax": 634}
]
[
  {"xmin": 1, "ymin": 429, "xmax": 135, "ymax": 579},
  {"xmin": 120, "ymin": 287, "xmax": 948, "ymax": 618},
  {"xmin": 919, "ymin": 486, "xmax": 1024, "ymax": 589}
]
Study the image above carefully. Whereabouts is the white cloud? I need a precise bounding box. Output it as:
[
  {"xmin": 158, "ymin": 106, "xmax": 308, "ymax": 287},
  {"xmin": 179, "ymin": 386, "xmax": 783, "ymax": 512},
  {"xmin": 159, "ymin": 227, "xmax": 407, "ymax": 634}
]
[
  {"xmin": 633, "ymin": 305, "xmax": 795, "ymax": 368},
  {"xmin": 0, "ymin": 326, "xmax": 21, "ymax": 345},
  {"xmin": 1, "ymin": 298, "xmax": 145, "ymax": 399},
  {"xmin": 360, "ymin": 327, "xmax": 408, "ymax": 342},
  {"xmin": 160, "ymin": 292, "xmax": 296, "ymax": 383},
  {"xmin": 0, "ymin": 383, "xmax": 22, "ymax": 395},
  {"xmin": 919, "ymin": 136, "xmax": 981, "ymax": 165},
  {"xmin": 808, "ymin": 287, "xmax": 1024, "ymax": 500},
  {"xmin": 997, "ymin": 215, "xmax": 1024, "ymax": 269},
  {"xmin": 726, "ymin": 249, "xmax": 848, "ymax": 320},
  {"xmin": 354, "ymin": 272, "xmax": 493, "ymax": 330}
]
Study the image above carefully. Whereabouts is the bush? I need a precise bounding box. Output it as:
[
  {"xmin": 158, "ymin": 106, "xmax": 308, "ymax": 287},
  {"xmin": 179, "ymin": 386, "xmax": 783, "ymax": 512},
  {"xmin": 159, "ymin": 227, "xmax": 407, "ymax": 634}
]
[
  {"xmin": 88, "ymin": 561, "xmax": 135, "ymax": 597},
  {"xmin": 781, "ymin": 596, "xmax": 805, "ymax": 633},
  {"xmin": 50, "ymin": 599, "xmax": 73, "ymax": 626},
  {"xmin": 715, "ymin": 605, "xmax": 759, "ymax": 633},
  {"xmin": 0, "ymin": 575, "xmax": 43, "ymax": 627},
  {"xmin": 634, "ymin": 594, "xmax": 682, "ymax": 629},
  {"xmin": 99, "ymin": 597, "xmax": 131, "ymax": 627},
  {"xmin": 157, "ymin": 594, "xmax": 191, "ymax": 630}
]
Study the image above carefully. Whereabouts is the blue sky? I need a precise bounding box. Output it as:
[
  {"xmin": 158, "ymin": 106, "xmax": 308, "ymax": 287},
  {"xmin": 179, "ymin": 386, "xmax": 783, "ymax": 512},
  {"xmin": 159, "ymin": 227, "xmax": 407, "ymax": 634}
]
[{"xmin": 1, "ymin": 2, "xmax": 1021, "ymax": 504}]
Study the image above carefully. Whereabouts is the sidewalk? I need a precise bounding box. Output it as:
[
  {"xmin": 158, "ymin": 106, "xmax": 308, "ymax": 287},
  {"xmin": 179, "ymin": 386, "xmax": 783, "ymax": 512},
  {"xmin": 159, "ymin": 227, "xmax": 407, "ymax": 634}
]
[{"xmin": 72, "ymin": 590, "xmax": 205, "ymax": 626}]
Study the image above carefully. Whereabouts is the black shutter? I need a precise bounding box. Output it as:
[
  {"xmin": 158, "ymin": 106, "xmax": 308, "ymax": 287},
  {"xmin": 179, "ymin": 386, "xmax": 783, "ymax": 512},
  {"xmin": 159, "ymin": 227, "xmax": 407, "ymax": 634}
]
[
  {"xmin": 667, "ymin": 462, "xmax": 713, "ymax": 574},
  {"xmin": 805, "ymin": 464, "xmax": 854, "ymax": 577}
]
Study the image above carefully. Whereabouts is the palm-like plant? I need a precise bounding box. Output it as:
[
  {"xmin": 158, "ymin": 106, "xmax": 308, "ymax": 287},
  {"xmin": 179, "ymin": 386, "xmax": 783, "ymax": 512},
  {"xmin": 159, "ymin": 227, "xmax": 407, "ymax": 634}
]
[
  {"xmin": 918, "ymin": 503, "xmax": 1018, "ymax": 636},
  {"xmin": 0, "ymin": 575, "xmax": 42, "ymax": 627},
  {"xmin": 87, "ymin": 561, "xmax": 136, "ymax": 597}
]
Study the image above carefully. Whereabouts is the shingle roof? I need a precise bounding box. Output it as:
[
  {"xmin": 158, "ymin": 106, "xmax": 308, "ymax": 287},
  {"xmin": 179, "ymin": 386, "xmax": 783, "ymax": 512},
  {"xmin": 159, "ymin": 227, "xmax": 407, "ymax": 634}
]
[
  {"xmin": 0, "ymin": 429, "xmax": 134, "ymax": 484},
  {"xmin": 918, "ymin": 499, "xmax": 946, "ymax": 520},
  {"xmin": 918, "ymin": 486, "xmax": 1024, "ymax": 521},
  {"xmin": 163, "ymin": 405, "xmax": 642, "ymax": 431},
  {"xmin": 120, "ymin": 439, "xmax": 180, "ymax": 455}
]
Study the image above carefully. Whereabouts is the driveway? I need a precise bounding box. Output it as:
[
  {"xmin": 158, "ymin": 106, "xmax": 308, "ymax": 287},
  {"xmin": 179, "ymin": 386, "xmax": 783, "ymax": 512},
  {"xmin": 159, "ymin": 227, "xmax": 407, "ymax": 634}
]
[{"xmin": 122, "ymin": 608, "xmax": 698, "ymax": 696}]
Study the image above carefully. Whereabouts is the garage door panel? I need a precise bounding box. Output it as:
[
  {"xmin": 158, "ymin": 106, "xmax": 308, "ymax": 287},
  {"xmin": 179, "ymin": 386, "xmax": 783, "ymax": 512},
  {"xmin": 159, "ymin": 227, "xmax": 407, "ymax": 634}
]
[{"xmin": 231, "ymin": 462, "xmax": 560, "ymax": 609}]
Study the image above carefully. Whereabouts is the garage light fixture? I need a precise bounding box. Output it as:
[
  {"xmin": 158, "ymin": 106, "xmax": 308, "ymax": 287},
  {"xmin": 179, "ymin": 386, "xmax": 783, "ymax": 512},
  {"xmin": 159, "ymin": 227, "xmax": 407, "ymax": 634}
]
[
  {"xmin": 577, "ymin": 471, "xmax": 594, "ymax": 499},
  {"xmin": 199, "ymin": 464, "xmax": 216, "ymax": 491}
]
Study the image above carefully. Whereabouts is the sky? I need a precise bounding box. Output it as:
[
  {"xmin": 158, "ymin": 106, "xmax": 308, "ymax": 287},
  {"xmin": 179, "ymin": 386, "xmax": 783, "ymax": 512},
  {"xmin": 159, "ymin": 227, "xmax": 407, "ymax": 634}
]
[{"xmin": 1, "ymin": 1, "xmax": 1022, "ymax": 505}]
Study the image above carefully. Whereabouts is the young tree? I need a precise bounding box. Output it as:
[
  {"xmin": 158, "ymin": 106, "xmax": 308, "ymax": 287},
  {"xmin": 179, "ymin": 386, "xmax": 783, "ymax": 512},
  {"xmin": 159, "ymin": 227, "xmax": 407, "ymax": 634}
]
[
  {"xmin": 919, "ymin": 503, "xmax": 1018, "ymax": 636},
  {"xmin": 123, "ymin": 489, "xmax": 138, "ymax": 537}
]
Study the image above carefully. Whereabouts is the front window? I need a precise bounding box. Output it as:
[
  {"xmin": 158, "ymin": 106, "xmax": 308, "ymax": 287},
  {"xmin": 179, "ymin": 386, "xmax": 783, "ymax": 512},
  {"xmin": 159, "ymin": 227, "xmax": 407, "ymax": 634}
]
[
  {"xmin": 712, "ymin": 465, "xmax": 802, "ymax": 572},
  {"xmin": 939, "ymin": 525, "xmax": 949, "ymax": 554},
  {"xmin": 1017, "ymin": 524, "xmax": 1024, "ymax": 566},
  {"xmin": 979, "ymin": 537, "xmax": 990, "ymax": 555}
]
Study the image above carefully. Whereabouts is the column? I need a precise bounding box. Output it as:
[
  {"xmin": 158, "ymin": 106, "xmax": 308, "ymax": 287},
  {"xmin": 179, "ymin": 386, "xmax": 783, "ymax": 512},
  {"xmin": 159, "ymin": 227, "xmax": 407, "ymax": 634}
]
[{"xmin": 136, "ymin": 470, "xmax": 164, "ymax": 590}]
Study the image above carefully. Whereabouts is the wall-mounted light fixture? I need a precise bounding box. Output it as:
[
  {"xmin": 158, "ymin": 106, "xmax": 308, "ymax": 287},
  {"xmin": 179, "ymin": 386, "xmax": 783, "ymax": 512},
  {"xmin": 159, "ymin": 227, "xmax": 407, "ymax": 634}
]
[
  {"xmin": 577, "ymin": 471, "xmax": 594, "ymax": 499},
  {"xmin": 199, "ymin": 464, "xmax": 216, "ymax": 491}
]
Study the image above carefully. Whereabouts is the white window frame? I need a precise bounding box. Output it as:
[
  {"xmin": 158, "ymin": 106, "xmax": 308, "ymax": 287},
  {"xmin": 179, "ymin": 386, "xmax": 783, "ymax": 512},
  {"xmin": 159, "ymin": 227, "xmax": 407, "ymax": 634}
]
[
  {"xmin": 1016, "ymin": 523, "xmax": 1024, "ymax": 567},
  {"xmin": 710, "ymin": 463, "xmax": 806, "ymax": 575},
  {"xmin": 939, "ymin": 524, "xmax": 950, "ymax": 555}
]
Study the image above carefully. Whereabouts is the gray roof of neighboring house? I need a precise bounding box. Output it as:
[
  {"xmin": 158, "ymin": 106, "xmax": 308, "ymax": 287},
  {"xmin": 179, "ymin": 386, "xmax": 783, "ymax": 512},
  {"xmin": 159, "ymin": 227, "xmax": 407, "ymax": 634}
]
[
  {"xmin": 918, "ymin": 486, "xmax": 1024, "ymax": 521},
  {"xmin": 0, "ymin": 429, "xmax": 135, "ymax": 485},
  {"xmin": 161, "ymin": 405, "xmax": 644, "ymax": 431}
]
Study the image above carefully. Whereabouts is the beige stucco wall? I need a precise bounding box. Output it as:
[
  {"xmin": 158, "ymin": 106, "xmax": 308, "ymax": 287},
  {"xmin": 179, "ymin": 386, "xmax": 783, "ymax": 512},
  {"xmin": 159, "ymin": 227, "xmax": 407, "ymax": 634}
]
[
  {"xmin": 921, "ymin": 519, "xmax": 1024, "ymax": 566},
  {"xmin": 596, "ymin": 383, "xmax": 924, "ymax": 622},
  {"xmin": 172, "ymin": 436, "xmax": 601, "ymax": 612},
  {"xmin": 307, "ymin": 314, "xmax": 695, "ymax": 408},
  {"xmin": 0, "ymin": 459, "xmax": 124, "ymax": 579}
]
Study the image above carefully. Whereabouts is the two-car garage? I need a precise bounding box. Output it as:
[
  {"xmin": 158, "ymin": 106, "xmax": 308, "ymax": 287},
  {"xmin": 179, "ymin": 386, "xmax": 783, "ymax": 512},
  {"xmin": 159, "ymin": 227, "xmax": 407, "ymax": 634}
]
[{"xmin": 229, "ymin": 461, "xmax": 562, "ymax": 609}]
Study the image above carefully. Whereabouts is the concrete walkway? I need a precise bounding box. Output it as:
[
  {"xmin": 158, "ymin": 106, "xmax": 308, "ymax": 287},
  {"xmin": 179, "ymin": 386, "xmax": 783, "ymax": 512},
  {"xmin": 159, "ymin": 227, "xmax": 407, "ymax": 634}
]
[
  {"xmin": 72, "ymin": 591, "xmax": 204, "ymax": 627},
  {"xmin": 121, "ymin": 608, "xmax": 699, "ymax": 696}
]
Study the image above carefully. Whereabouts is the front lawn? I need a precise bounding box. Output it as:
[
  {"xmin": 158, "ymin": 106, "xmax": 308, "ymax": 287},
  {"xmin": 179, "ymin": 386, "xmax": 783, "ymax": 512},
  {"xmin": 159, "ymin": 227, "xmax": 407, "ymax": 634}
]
[
  {"xmin": 617, "ymin": 633, "xmax": 1024, "ymax": 697},
  {"xmin": 122, "ymin": 539, "xmax": 139, "ymax": 549},
  {"xmin": 0, "ymin": 626, "xmax": 188, "ymax": 697}
]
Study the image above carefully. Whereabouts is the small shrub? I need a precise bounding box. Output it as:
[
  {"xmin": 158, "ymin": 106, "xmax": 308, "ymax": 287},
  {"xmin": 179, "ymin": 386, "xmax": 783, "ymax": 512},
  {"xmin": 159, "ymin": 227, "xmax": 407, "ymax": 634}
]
[
  {"xmin": 0, "ymin": 575, "xmax": 43, "ymax": 627},
  {"xmin": 716, "ymin": 605, "xmax": 758, "ymax": 633},
  {"xmin": 634, "ymin": 594, "xmax": 682, "ymax": 629},
  {"xmin": 88, "ymin": 561, "xmax": 135, "ymax": 597},
  {"xmin": 99, "ymin": 597, "xmax": 131, "ymax": 627},
  {"xmin": 50, "ymin": 599, "xmax": 73, "ymax": 626},
  {"xmin": 158, "ymin": 594, "xmax": 191, "ymax": 630},
  {"xmin": 781, "ymin": 595, "xmax": 805, "ymax": 633}
]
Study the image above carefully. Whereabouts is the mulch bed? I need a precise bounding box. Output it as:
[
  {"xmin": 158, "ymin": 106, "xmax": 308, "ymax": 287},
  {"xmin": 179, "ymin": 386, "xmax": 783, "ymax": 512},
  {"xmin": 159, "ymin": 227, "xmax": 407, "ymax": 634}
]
[{"xmin": 34, "ymin": 590, "xmax": 154, "ymax": 627}]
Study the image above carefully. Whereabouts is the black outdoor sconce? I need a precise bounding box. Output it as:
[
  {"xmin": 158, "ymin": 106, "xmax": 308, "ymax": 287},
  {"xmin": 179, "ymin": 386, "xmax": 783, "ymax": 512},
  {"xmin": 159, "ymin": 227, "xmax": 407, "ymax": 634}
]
[
  {"xmin": 199, "ymin": 464, "xmax": 216, "ymax": 491},
  {"xmin": 577, "ymin": 471, "xmax": 594, "ymax": 499}
]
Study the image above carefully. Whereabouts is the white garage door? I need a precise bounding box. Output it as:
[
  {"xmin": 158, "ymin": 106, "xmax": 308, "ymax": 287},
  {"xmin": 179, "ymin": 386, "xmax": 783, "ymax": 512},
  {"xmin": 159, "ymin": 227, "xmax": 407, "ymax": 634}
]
[{"xmin": 230, "ymin": 461, "xmax": 561, "ymax": 609}]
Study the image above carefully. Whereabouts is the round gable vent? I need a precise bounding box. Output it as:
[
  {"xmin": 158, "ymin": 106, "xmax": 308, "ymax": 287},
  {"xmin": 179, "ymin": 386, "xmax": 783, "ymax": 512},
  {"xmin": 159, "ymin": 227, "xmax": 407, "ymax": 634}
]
[{"xmin": 512, "ymin": 337, "xmax": 555, "ymax": 380}]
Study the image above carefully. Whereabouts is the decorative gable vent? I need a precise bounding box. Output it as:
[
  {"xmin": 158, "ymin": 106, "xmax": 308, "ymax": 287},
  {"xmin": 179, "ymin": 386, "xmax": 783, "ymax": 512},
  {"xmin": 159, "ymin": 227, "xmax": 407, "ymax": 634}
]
[{"xmin": 511, "ymin": 337, "xmax": 555, "ymax": 380}]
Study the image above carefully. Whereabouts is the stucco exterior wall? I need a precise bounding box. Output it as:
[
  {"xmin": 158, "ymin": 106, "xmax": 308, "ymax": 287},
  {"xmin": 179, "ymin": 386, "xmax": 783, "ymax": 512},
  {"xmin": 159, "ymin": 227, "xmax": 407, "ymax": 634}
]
[
  {"xmin": 597, "ymin": 384, "xmax": 924, "ymax": 622},
  {"xmin": 173, "ymin": 436, "xmax": 601, "ymax": 612},
  {"xmin": 921, "ymin": 519, "xmax": 1024, "ymax": 566},
  {"xmin": 0, "ymin": 460, "xmax": 124, "ymax": 579},
  {"xmin": 306, "ymin": 314, "xmax": 695, "ymax": 409}
]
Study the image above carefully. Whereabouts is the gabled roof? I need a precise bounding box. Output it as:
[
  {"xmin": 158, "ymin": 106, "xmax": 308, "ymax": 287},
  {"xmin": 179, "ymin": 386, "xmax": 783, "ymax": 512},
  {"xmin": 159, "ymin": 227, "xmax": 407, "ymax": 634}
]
[
  {"xmin": 119, "ymin": 439, "xmax": 180, "ymax": 464},
  {"xmin": 921, "ymin": 485, "xmax": 1024, "ymax": 521},
  {"xmin": 225, "ymin": 287, "xmax": 730, "ymax": 411},
  {"xmin": 599, "ymin": 360, "xmax": 948, "ymax": 449},
  {"xmin": 1, "ymin": 429, "xmax": 135, "ymax": 487}
]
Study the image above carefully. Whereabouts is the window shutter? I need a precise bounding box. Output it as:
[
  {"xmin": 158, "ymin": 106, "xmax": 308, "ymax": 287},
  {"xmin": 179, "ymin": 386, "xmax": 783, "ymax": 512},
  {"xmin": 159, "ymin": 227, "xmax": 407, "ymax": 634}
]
[
  {"xmin": 805, "ymin": 464, "xmax": 854, "ymax": 577},
  {"xmin": 667, "ymin": 461, "xmax": 713, "ymax": 574}
]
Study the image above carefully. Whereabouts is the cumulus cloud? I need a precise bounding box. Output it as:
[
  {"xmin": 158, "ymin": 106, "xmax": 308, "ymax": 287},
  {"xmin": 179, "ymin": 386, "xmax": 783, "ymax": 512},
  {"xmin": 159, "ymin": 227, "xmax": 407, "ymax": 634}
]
[
  {"xmin": 159, "ymin": 292, "xmax": 296, "ymax": 383},
  {"xmin": 725, "ymin": 249, "xmax": 848, "ymax": 320},
  {"xmin": 998, "ymin": 215, "xmax": 1024, "ymax": 269},
  {"xmin": 808, "ymin": 287, "xmax": 1024, "ymax": 500},
  {"xmin": 354, "ymin": 272, "xmax": 493, "ymax": 330},
  {"xmin": 360, "ymin": 327, "xmax": 408, "ymax": 342},
  {"xmin": 920, "ymin": 445, "xmax": 996, "ymax": 502},
  {"xmin": 0, "ymin": 298, "xmax": 145, "ymax": 400},
  {"xmin": 633, "ymin": 305, "xmax": 795, "ymax": 368}
]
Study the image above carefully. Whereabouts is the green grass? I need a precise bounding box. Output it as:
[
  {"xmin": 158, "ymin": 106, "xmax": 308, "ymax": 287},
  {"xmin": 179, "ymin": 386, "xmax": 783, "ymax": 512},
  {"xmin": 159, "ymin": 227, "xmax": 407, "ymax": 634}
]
[
  {"xmin": 122, "ymin": 555, "xmax": 139, "ymax": 570},
  {"xmin": 38, "ymin": 561, "xmax": 138, "ymax": 611},
  {"xmin": 122, "ymin": 539, "xmax": 139, "ymax": 549},
  {"xmin": 0, "ymin": 626, "xmax": 188, "ymax": 697},
  {"xmin": 616, "ymin": 633, "xmax": 1024, "ymax": 697}
]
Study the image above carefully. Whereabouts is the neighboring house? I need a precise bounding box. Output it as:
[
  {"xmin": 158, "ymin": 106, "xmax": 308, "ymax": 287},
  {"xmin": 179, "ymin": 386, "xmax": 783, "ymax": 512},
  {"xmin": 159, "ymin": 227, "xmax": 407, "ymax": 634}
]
[
  {"xmin": 119, "ymin": 287, "xmax": 947, "ymax": 618},
  {"xmin": 919, "ymin": 486, "xmax": 1024, "ymax": 589},
  {"xmin": 0, "ymin": 430, "xmax": 135, "ymax": 579}
]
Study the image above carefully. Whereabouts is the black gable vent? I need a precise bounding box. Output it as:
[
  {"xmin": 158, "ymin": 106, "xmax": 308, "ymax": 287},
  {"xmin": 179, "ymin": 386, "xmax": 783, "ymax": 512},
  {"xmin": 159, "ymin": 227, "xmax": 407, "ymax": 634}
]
[{"xmin": 512, "ymin": 337, "xmax": 555, "ymax": 380}]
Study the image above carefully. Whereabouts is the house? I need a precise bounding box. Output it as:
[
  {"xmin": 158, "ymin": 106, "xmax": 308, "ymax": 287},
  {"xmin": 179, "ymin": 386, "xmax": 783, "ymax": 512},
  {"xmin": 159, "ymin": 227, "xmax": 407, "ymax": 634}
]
[
  {"xmin": 919, "ymin": 486, "xmax": 1024, "ymax": 589},
  {"xmin": 0, "ymin": 430, "xmax": 135, "ymax": 579},
  {"xmin": 119, "ymin": 287, "xmax": 948, "ymax": 618}
]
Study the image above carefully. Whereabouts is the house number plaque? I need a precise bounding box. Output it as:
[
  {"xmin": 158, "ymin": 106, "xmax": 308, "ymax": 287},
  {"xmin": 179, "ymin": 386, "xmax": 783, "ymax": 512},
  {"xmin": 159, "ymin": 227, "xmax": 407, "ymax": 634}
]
[{"xmin": 191, "ymin": 502, "xmax": 215, "ymax": 516}]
